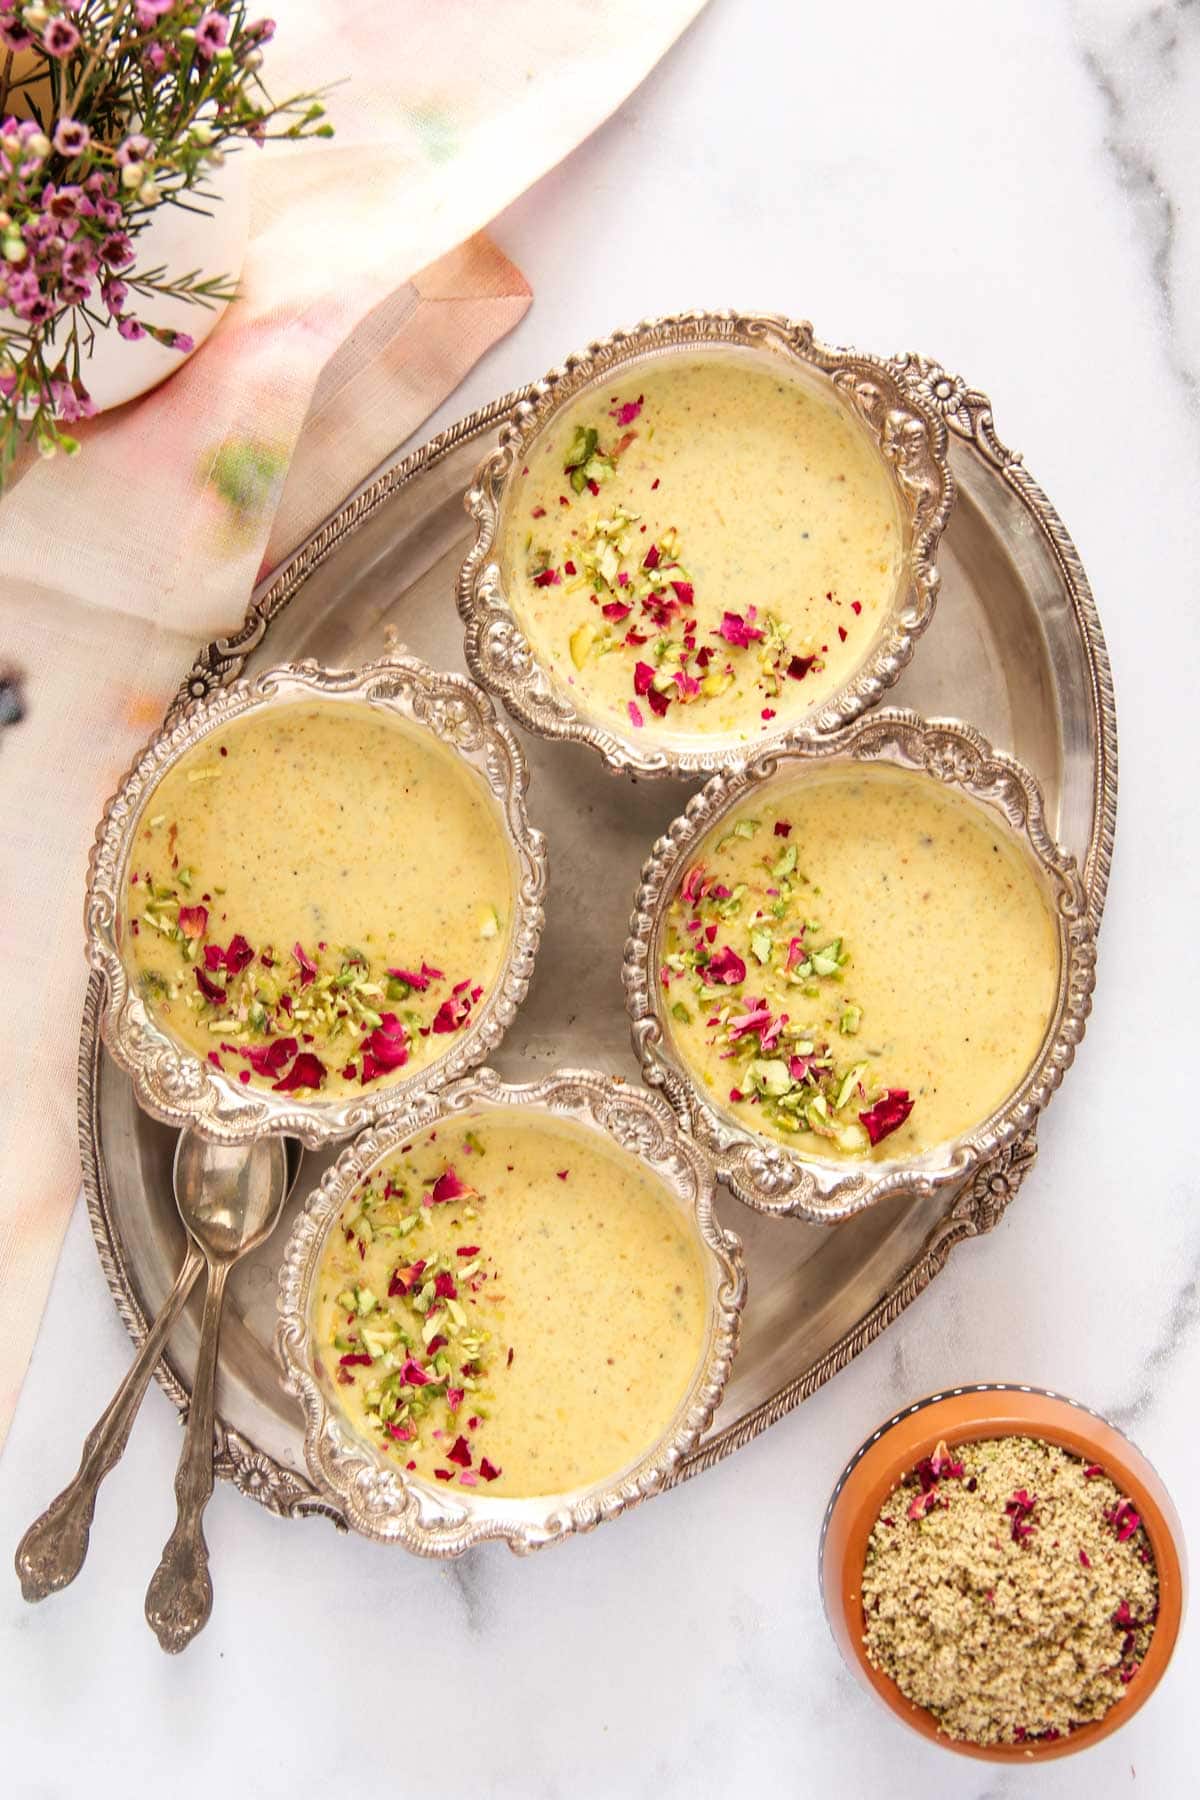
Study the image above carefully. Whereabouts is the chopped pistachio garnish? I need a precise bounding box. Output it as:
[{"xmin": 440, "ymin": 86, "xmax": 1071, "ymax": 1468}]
[
  {"xmin": 660, "ymin": 808, "xmax": 914, "ymax": 1155},
  {"xmin": 126, "ymin": 822, "xmax": 498, "ymax": 1093}
]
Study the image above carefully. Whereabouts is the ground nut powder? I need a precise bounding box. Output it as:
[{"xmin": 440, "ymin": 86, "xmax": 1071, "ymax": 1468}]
[{"xmin": 861, "ymin": 1435, "xmax": 1159, "ymax": 1747}]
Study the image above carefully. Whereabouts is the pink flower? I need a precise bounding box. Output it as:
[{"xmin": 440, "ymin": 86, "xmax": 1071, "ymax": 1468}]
[
  {"xmin": 117, "ymin": 316, "xmax": 146, "ymax": 341},
  {"xmin": 52, "ymin": 119, "xmax": 90, "ymax": 157},
  {"xmin": 135, "ymin": 0, "xmax": 175, "ymax": 23},
  {"xmin": 116, "ymin": 133, "xmax": 153, "ymax": 167},
  {"xmin": 100, "ymin": 232, "xmax": 134, "ymax": 268},
  {"xmin": 245, "ymin": 18, "xmax": 276, "ymax": 43},
  {"xmin": 170, "ymin": 331, "xmax": 194, "ymax": 353},
  {"xmin": 44, "ymin": 183, "xmax": 83, "ymax": 221},
  {"xmin": 49, "ymin": 377, "xmax": 95, "ymax": 423},
  {"xmin": 43, "ymin": 19, "xmax": 80, "ymax": 57},
  {"xmin": 0, "ymin": 21, "xmax": 34, "ymax": 52},
  {"xmin": 194, "ymin": 9, "xmax": 229, "ymax": 57},
  {"xmin": 101, "ymin": 279, "xmax": 128, "ymax": 316}
]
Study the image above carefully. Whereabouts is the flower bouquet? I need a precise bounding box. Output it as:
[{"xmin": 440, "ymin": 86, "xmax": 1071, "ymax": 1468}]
[{"xmin": 0, "ymin": 1, "xmax": 332, "ymax": 475}]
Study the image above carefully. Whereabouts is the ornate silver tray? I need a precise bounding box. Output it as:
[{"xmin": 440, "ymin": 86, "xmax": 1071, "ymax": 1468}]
[{"xmin": 78, "ymin": 349, "xmax": 1116, "ymax": 1524}]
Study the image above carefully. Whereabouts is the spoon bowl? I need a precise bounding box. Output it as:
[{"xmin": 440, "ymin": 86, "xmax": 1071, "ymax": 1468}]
[{"xmin": 175, "ymin": 1130, "xmax": 291, "ymax": 1264}]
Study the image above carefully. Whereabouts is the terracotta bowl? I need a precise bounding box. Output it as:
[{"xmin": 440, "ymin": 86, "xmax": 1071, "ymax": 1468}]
[{"xmin": 820, "ymin": 1384, "xmax": 1187, "ymax": 1762}]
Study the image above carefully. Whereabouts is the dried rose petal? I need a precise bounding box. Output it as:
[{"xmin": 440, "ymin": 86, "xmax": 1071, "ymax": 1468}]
[
  {"xmin": 431, "ymin": 988, "xmax": 474, "ymax": 1033},
  {"xmin": 398, "ymin": 1357, "xmax": 429, "ymax": 1387},
  {"xmin": 726, "ymin": 1003, "xmax": 773, "ymax": 1043},
  {"xmin": 670, "ymin": 581, "xmax": 694, "ymax": 606},
  {"xmin": 479, "ymin": 1458, "xmax": 501, "ymax": 1482},
  {"xmin": 533, "ymin": 567, "xmax": 561, "ymax": 587},
  {"xmin": 602, "ymin": 600, "xmax": 632, "ymax": 621},
  {"xmin": 680, "ymin": 864, "xmax": 706, "ymax": 905},
  {"xmin": 292, "ymin": 942, "xmax": 318, "ymax": 987},
  {"xmin": 447, "ymin": 1435, "xmax": 472, "ymax": 1469},
  {"xmin": 774, "ymin": 821, "xmax": 792, "ymax": 837},
  {"xmin": 431, "ymin": 1166, "xmax": 470, "ymax": 1203},
  {"xmin": 271, "ymin": 1051, "xmax": 326, "ymax": 1092},
  {"xmin": 716, "ymin": 610, "xmax": 763, "ymax": 648},
  {"xmin": 646, "ymin": 685, "xmax": 671, "ymax": 718},
  {"xmin": 433, "ymin": 1271, "xmax": 458, "ymax": 1299},
  {"xmin": 177, "ymin": 904, "xmax": 208, "ymax": 940},
  {"xmin": 633, "ymin": 660, "xmax": 656, "ymax": 696},
  {"xmin": 194, "ymin": 967, "xmax": 226, "ymax": 1005},
  {"xmin": 221, "ymin": 934, "xmax": 254, "ymax": 974},
  {"xmin": 338, "ymin": 1352, "xmax": 371, "ymax": 1367},
  {"xmin": 610, "ymin": 397, "xmax": 642, "ymax": 426},
  {"xmin": 787, "ymin": 654, "xmax": 816, "ymax": 681},
  {"xmin": 244, "ymin": 1037, "xmax": 297, "ymax": 1078},
  {"xmin": 1005, "ymin": 1488, "xmax": 1038, "ymax": 1543},
  {"xmin": 858, "ymin": 1089, "xmax": 914, "ymax": 1146},
  {"xmin": 455, "ymin": 1244, "xmax": 480, "ymax": 1257},
  {"xmin": 365, "ymin": 1012, "xmax": 409, "ymax": 1072},
  {"xmin": 705, "ymin": 945, "xmax": 747, "ymax": 985},
  {"xmin": 388, "ymin": 1260, "xmax": 426, "ymax": 1297},
  {"xmin": 1106, "ymin": 1499, "xmax": 1142, "ymax": 1542}
]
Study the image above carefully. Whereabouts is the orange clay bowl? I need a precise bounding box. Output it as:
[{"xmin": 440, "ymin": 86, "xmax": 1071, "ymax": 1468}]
[{"xmin": 819, "ymin": 1384, "xmax": 1187, "ymax": 1763}]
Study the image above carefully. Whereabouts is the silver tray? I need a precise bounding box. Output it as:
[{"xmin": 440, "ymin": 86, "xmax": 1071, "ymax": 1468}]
[{"xmin": 79, "ymin": 349, "xmax": 1117, "ymax": 1525}]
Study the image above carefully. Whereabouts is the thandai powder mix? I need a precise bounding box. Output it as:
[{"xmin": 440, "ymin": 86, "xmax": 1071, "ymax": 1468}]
[{"xmin": 861, "ymin": 1434, "xmax": 1159, "ymax": 1747}]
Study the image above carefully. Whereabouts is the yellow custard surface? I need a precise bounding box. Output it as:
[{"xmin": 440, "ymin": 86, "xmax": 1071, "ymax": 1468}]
[
  {"xmin": 313, "ymin": 1112, "xmax": 710, "ymax": 1498},
  {"xmin": 124, "ymin": 702, "xmax": 514, "ymax": 1098},
  {"xmin": 500, "ymin": 350, "xmax": 902, "ymax": 743},
  {"xmin": 661, "ymin": 764, "xmax": 1059, "ymax": 1160}
]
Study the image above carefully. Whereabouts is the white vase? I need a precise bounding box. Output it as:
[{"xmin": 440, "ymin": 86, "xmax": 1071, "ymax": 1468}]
[
  {"xmin": 2, "ymin": 152, "xmax": 250, "ymax": 416},
  {"xmin": 78, "ymin": 153, "xmax": 251, "ymax": 412}
]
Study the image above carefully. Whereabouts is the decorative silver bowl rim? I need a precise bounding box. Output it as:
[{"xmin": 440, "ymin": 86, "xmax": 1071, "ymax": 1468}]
[
  {"xmin": 85, "ymin": 656, "xmax": 548, "ymax": 1149},
  {"xmin": 456, "ymin": 308, "xmax": 955, "ymax": 779},
  {"xmin": 275, "ymin": 1067, "xmax": 746, "ymax": 1555},
  {"xmin": 623, "ymin": 709, "xmax": 1097, "ymax": 1223}
]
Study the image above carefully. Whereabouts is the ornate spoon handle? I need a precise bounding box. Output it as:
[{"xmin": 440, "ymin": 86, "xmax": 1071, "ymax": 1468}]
[
  {"xmin": 15, "ymin": 1243, "xmax": 205, "ymax": 1603},
  {"xmin": 143, "ymin": 1252, "xmax": 230, "ymax": 1656},
  {"xmin": 144, "ymin": 1255, "xmax": 230, "ymax": 1653}
]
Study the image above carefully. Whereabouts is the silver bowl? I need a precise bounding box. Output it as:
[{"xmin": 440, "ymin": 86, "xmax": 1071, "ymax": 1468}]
[
  {"xmin": 85, "ymin": 657, "xmax": 548, "ymax": 1148},
  {"xmin": 275, "ymin": 1068, "xmax": 746, "ymax": 1555},
  {"xmin": 457, "ymin": 309, "xmax": 955, "ymax": 779},
  {"xmin": 623, "ymin": 710, "xmax": 1097, "ymax": 1222}
]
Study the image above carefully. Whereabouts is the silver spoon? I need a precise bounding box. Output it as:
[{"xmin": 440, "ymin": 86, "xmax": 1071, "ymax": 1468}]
[
  {"xmin": 143, "ymin": 1128, "xmax": 291, "ymax": 1653},
  {"xmin": 16, "ymin": 1130, "xmax": 294, "ymax": 1606}
]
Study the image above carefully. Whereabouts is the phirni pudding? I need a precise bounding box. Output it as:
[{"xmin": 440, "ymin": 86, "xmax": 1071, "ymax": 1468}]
[
  {"xmin": 125, "ymin": 702, "xmax": 514, "ymax": 1098},
  {"xmin": 313, "ymin": 1111, "xmax": 710, "ymax": 1497},
  {"xmin": 660, "ymin": 763, "xmax": 1059, "ymax": 1159},
  {"xmin": 501, "ymin": 351, "xmax": 902, "ymax": 742}
]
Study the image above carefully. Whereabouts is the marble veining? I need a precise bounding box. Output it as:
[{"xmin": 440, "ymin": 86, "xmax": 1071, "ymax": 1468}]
[{"xmin": 1070, "ymin": 0, "xmax": 1200, "ymax": 414}]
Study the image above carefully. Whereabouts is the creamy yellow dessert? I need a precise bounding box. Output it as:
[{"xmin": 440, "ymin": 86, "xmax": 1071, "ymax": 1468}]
[
  {"xmin": 660, "ymin": 764, "xmax": 1059, "ymax": 1159},
  {"xmin": 313, "ymin": 1111, "xmax": 710, "ymax": 1497},
  {"xmin": 501, "ymin": 351, "xmax": 902, "ymax": 743},
  {"xmin": 125, "ymin": 702, "xmax": 514, "ymax": 1098}
]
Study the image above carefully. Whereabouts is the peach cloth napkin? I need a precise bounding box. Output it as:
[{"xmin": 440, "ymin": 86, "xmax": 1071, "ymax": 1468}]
[{"xmin": 0, "ymin": 0, "xmax": 706, "ymax": 1451}]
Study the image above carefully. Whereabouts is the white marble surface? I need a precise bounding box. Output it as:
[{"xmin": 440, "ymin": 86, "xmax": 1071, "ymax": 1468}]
[{"xmin": 3, "ymin": 0, "xmax": 1197, "ymax": 1792}]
